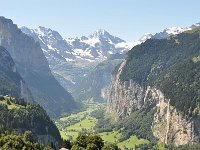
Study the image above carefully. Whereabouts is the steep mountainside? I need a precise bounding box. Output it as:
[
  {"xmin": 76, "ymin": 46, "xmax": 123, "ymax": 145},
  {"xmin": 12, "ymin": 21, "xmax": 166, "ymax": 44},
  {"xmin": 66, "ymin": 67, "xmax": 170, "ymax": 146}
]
[
  {"xmin": 0, "ymin": 97, "xmax": 61, "ymax": 147},
  {"xmin": 21, "ymin": 23, "xmax": 200, "ymax": 102},
  {"xmin": 74, "ymin": 54, "xmax": 123, "ymax": 102},
  {"xmin": 0, "ymin": 17, "xmax": 76, "ymax": 117},
  {"xmin": 0, "ymin": 46, "xmax": 33, "ymax": 101},
  {"xmin": 0, "ymin": 45, "xmax": 61, "ymax": 147},
  {"xmin": 105, "ymin": 27, "xmax": 200, "ymax": 146},
  {"xmin": 21, "ymin": 27, "xmax": 136, "ymax": 94}
]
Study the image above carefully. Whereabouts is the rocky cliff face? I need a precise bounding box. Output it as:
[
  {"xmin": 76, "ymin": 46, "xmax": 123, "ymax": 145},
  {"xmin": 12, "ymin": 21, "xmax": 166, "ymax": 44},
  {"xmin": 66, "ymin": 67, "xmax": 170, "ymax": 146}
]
[
  {"xmin": 0, "ymin": 16, "xmax": 76, "ymax": 117},
  {"xmin": 152, "ymin": 90, "xmax": 197, "ymax": 146},
  {"xmin": 105, "ymin": 59, "xmax": 199, "ymax": 146},
  {"xmin": 106, "ymin": 61, "xmax": 145, "ymax": 120},
  {"xmin": 105, "ymin": 26, "xmax": 200, "ymax": 146},
  {"xmin": 0, "ymin": 46, "xmax": 33, "ymax": 101}
]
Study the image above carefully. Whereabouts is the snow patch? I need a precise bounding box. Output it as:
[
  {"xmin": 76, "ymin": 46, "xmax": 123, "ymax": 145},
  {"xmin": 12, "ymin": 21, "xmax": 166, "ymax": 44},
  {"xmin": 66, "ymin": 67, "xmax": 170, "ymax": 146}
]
[
  {"xmin": 65, "ymin": 58, "xmax": 74, "ymax": 62},
  {"xmin": 83, "ymin": 38, "xmax": 100, "ymax": 47},
  {"xmin": 115, "ymin": 42, "xmax": 140, "ymax": 50}
]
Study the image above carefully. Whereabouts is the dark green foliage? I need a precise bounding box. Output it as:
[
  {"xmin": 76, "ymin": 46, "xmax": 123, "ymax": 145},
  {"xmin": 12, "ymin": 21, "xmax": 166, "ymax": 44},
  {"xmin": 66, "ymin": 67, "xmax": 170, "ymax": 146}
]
[
  {"xmin": 118, "ymin": 27, "xmax": 200, "ymax": 115},
  {"xmin": 93, "ymin": 107, "xmax": 156, "ymax": 143},
  {"xmin": 6, "ymin": 99, "xmax": 11, "ymax": 105},
  {"xmin": 71, "ymin": 144, "xmax": 85, "ymax": 150},
  {"xmin": 135, "ymin": 143, "xmax": 153, "ymax": 150},
  {"xmin": 167, "ymin": 143, "xmax": 200, "ymax": 150},
  {"xmin": 157, "ymin": 60, "xmax": 200, "ymax": 116},
  {"xmin": 95, "ymin": 117, "xmax": 115, "ymax": 132},
  {"xmin": 23, "ymin": 131, "xmax": 35, "ymax": 142},
  {"xmin": 68, "ymin": 134, "xmax": 119, "ymax": 150},
  {"xmin": 72, "ymin": 134, "xmax": 105, "ymax": 150},
  {"xmin": 76, "ymin": 135, "xmax": 88, "ymax": 148},
  {"xmin": 116, "ymin": 107, "xmax": 156, "ymax": 143},
  {"xmin": 11, "ymin": 98, "xmax": 27, "ymax": 106},
  {"xmin": 0, "ymin": 99, "xmax": 61, "ymax": 145},
  {"xmin": 91, "ymin": 109, "xmax": 115, "ymax": 132},
  {"xmin": 62, "ymin": 139, "xmax": 72, "ymax": 149},
  {"xmin": 90, "ymin": 109, "xmax": 104, "ymax": 120},
  {"xmin": 86, "ymin": 143, "xmax": 98, "ymax": 150},
  {"xmin": 0, "ymin": 95, "xmax": 4, "ymax": 101},
  {"xmin": 87, "ymin": 135, "xmax": 104, "ymax": 149},
  {"xmin": 0, "ymin": 130, "xmax": 53, "ymax": 150},
  {"xmin": 102, "ymin": 143, "xmax": 120, "ymax": 150}
]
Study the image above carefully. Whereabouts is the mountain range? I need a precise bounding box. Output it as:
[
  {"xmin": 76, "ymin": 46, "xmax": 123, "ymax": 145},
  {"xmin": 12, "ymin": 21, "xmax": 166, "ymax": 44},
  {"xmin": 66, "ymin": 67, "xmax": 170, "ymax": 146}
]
[
  {"xmin": 0, "ymin": 16, "xmax": 77, "ymax": 117},
  {"xmin": 21, "ymin": 22, "xmax": 200, "ymax": 102},
  {"xmin": 1, "ymin": 15, "xmax": 200, "ymax": 148},
  {"xmin": 22, "ymin": 25, "xmax": 200, "ymax": 64},
  {"xmin": 21, "ymin": 27, "xmax": 135, "ymax": 62}
]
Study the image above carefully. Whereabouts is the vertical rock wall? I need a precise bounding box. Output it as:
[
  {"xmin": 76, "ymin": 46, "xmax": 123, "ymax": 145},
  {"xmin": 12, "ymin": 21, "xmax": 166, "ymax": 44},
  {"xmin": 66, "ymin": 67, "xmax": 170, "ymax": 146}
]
[{"xmin": 105, "ymin": 60, "xmax": 199, "ymax": 146}]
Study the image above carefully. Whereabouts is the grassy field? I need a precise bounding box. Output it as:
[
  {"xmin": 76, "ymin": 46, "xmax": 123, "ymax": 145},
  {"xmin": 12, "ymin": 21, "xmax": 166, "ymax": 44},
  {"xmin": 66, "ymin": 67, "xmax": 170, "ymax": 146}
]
[
  {"xmin": 99, "ymin": 130, "xmax": 123, "ymax": 143},
  {"xmin": 56, "ymin": 101, "xmax": 102, "ymax": 140},
  {"xmin": 63, "ymin": 116, "xmax": 97, "ymax": 140},
  {"xmin": 99, "ymin": 131, "xmax": 123, "ymax": 143},
  {"xmin": 60, "ymin": 130, "xmax": 68, "ymax": 140},
  {"xmin": 67, "ymin": 116, "xmax": 97, "ymax": 131},
  {"xmin": 99, "ymin": 131, "xmax": 149, "ymax": 149},
  {"xmin": 60, "ymin": 107, "xmax": 93, "ymax": 121},
  {"xmin": 118, "ymin": 135, "xmax": 149, "ymax": 149},
  {"xmin": 0, "ymin": 96, "xmax": 24, "ymax": 109},
  {"xmin": 56, "ymin": 102, "xmax": 149, "ymax": 149}
]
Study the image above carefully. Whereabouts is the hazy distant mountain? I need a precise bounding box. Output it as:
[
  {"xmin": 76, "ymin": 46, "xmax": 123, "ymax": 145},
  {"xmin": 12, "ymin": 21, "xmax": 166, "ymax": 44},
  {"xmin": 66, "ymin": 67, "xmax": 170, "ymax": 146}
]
[
  {"xmin": 21, "ymin": 27, "xmax": 136, "ymax": 96},
  {"xmin": 21, "ymin": 23, "xmax": 200, "ymax": 102},
  {"xmin": 0, "ymin": 46, "xmax": 33, "ymax": 101},
  {"xmin": 74, "ymin": 54, "xmax": 123, "ymax": 102},
  {"xmin": 141, "ymin": 24, "xmax": 200, "ymax": 41},
  {"xmin": 0, "ymin": 17, "xmax": 77, "ymax": 117}
]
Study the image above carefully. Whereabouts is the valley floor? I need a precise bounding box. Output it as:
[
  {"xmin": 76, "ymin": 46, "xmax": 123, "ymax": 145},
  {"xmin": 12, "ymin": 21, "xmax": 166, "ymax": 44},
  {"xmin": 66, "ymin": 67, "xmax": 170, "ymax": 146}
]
[{"xmin": 55, "ymin": 101, "xmax": 149, "ymax": 149}]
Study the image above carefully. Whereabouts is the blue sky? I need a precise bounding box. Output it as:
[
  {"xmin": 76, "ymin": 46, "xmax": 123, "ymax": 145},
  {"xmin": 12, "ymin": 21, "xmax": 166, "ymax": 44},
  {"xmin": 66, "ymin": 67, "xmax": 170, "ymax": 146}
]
[{"xmin": 0, "ymin": 0, "xmax": 200, "ymax": 41}]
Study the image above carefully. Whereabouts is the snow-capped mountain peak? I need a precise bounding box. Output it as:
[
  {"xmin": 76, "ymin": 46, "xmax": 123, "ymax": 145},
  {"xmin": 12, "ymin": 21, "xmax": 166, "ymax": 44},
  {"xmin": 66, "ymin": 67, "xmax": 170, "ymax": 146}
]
[
  {"xmin": 21, "ymin": 27, "xmax": 131, "ymax": 63},
  {"xmin": 152, "ymin": 27, "xmax": 188, "ymax": 39},
  {"xmin": 139, "ymin": 33, "xmax": 153, "ymax": 43},
  {"xmin": 88, "ymin": 29, "xmax": 125, "ymax": 44},
  {"xmin": 35, "ymin": 26, "xmax": 50, "ymax": 36},
  {"xmin": 190, "ymin": 23, "xmax": 200, "ymax": 29},
  {"xmin": 89, "ymin": 29, "xmax": 110, "ymax": 38},
  {"xmin": 21, "ymin": 22, "xmax": 200, "ymax": 64},
  {"xmin": 163, "ymin": 27, "xmax": 188, "ymax": 35},
  {"xmin": 34, "ymin": 26, "xmax": 63, "ymax": 41}
]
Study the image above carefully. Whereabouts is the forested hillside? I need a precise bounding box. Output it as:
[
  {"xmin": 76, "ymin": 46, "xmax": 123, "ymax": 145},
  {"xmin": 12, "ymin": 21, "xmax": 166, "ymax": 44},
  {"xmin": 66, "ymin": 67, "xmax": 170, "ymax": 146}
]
[
  {"xmin": 0, "ymin": 96, "xmax": 61, "ymax": 147},
  {"xmin": 106, "ymin": 26, "xmax": 200, "ymax": 146},
  {"xmin": 119, "ymin": 27, "xmax": 200, "ymax": 115},
  {"xmin": 0, "ymin": 17, "xmax": 77, "ymax": 118}
]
